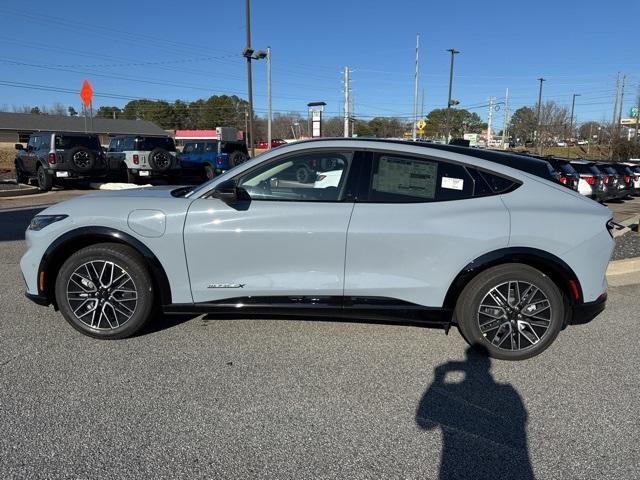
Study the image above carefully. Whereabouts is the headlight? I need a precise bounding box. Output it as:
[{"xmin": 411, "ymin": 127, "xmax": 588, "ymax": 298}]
[{"xmin": 28, "ymin": 214, "xmax": 68, "ymax": 231}]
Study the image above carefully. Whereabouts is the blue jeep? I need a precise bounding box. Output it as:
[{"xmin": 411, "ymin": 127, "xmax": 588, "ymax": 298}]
[{"xmin": 180, "ymin": 139, "xmax": 249, "ymax": 180}]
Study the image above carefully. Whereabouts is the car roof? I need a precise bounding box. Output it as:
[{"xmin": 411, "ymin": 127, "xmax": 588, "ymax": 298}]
[{"xmin": 293, "ymin": 138, "xmax": 556, "ymax": 178}]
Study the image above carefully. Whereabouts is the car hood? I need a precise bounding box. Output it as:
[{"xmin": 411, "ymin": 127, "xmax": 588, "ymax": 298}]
[{"xmin": 79, "ymin": 185, "xmax": 184, "ymax": 199}]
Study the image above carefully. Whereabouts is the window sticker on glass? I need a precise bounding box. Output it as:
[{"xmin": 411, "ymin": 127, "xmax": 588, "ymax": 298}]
[
  {"xmin": 373, "ymin": 156, "xmax": 437, "ymax": 199},
  {"xmin": 441, "ymin": 177, "xmax": 464, "ymax": 190}
]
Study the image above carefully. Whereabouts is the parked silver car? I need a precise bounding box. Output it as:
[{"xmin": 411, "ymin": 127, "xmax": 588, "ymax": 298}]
[{"xmin": 20, "ymin": 139, "xmax": 614, "ymax": 360}]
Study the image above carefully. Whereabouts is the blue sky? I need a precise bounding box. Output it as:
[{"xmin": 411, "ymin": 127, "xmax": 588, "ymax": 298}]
[{"xmin": 0, "ymin": 0, "xmax": 638, "ymax": 130}]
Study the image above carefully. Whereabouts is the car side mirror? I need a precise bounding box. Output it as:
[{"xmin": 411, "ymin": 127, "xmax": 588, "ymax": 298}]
[
  {"xmin": 211, "ymin": 179, "xmax": 249, "ymax": 204},
  {"xmin": 14, "ymin": 143, "xmax": 24, "ymax": 151}
]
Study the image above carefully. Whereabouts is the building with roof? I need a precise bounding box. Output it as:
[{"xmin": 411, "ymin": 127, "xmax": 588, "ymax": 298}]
[{"xmin": 0, "ymin": 112, "xmax": 167, "ymax": 145}]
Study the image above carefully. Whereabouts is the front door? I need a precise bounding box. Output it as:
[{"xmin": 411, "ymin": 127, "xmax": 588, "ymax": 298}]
[{"xmin": 183, "ymin": 149, "xmax": 359, "ymax": 304}]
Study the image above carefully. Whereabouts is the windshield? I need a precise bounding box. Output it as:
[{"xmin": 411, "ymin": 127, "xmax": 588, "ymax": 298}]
[
  {"xmin": 557, "ymin": 163, "xmax": 578, "ymax": 175},
  {"xmin": 137, "ymin": 137, "xmax": 176, "ymax": 151},
  {"xmin": 55, "ymin": 135, "xmax": 100, "ymax": 150}
]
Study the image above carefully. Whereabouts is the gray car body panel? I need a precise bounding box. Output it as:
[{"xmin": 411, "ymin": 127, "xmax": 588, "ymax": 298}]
[{"xmin": 21, "ymin": 139, "xmax": 614, "ymax": 310}]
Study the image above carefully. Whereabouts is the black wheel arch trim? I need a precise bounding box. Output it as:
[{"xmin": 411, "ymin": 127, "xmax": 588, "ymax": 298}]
[
  {"xmin": 443, "ymin": 247, "xmax": 583, "ymax": 310},
  {"xmin": 37, "ymin": 226, "xmax": 172, "ymax": 307}
]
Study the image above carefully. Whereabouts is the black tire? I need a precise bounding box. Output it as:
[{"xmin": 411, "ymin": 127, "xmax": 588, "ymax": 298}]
[
  {"xmin": 295, "ymin": 166, "xmax": 312, "ymax": 183},
  {"xmin": 229, "ymin": 150, "xmax": 247, "ymax": 167},
  {"xmin": 36, "ymin": 165, "xmax": 53, "ymax": 191},
  {"xmin": 455, "ymin": 263, "xmax": 564, "ymax": 361},
  {"xmin": 54, "ymin": 243, "xmax": 155, "ymax": 339},
  {"xmin": 121, "ymin": 164, "xmax": 137, "ymax": 184},
  {"xmin": 15, "ymin": 162, "xmax": 29, "ymax": 184},
  {"xmin": 66, "ymin": 146, "xmax": 95, "ymax": 172},
  {"xmin": 204, "ymin": 163, "xmax": 215, "ymax": 180},
  {"xmin": 148, "ymin": 148, "xmax": 172, "ymax": 172}
]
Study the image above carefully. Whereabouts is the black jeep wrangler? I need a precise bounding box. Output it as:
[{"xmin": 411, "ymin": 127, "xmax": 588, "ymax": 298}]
[{"xmin": 15, "ymin": 132, "xmax": 108, "ymax": 191}]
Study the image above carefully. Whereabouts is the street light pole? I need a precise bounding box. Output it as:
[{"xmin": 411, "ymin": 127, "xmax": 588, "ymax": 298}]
[
  {"xmin": 569, "ymin": 93, "xmax": 580, "ymax": 140},
  {"xmin": 536, "ymin": 77, "xmax": 545, "ymax": 154},
  {"xmin": 267, "ymin": 46, "xmax": 272, "ymax": 149},
  {"xmin": 244, "ymin": 0, "xmax": 255, "ymax": 157},
  {"xmin": 446, "ymin": 48, "xmax": 459, "ymax": 142}
]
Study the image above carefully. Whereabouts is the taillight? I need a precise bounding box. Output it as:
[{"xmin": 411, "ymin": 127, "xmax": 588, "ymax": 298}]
[
  {"xmin": 583, "ymin": 175, "xmax": 595, "ymax": 185},
  {"xmin": 624, "ymin": 175, "xmax": 630, "ymax": 184},
  {"xmin": 634, "ymin": 175, "xmax": 639, "ymax": 182},
  {"xmin": 559, "ymin": 175, "xmax": 567, "ymax": 184},
  {"xmin": 216, "ymin": 154, "xmax": 225, "ymax": 165},
  {"xmin": 133, "ymin": 154, "xmax": 139, "ymax": 165},
  {"xmin": 603, "ymin": 175, "xmax": 609, "ymax": 184},
  {"xmin": 48, "ymin": 152, "xmax": 56, "ymax": 165}
]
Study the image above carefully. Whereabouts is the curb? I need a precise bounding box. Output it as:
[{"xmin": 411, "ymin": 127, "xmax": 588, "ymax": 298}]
[
  {"xmin": 0, "ymin": 183, "xmax": 39, "ymax": 198},
  {"xmin": 606, "ymin": 257, "xmax": 640, "ymax": 276},
  {"xmin": 606, "ymin": 257, "xmax": 640, "ymax": 287}
]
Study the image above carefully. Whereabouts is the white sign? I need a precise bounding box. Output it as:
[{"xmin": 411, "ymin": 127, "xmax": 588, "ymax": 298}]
[{"xmin": 441, "ymin": 177, "xmax": 464, "ymax": 190}]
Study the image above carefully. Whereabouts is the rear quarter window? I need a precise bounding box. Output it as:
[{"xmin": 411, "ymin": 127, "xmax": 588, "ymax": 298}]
[{"xmin": 367, "ymin": 154, "xmax": 473, "ymax": 202}]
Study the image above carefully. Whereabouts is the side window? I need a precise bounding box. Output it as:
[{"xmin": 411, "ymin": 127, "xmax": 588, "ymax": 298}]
[
  {"xmin": 205, "ymin": 142, "xmax": 218, "ymax": 153},
  {"xmin": 185, "ymin": 142, "xmax": 204, "ymax": 153},
  {"xmin": 40, "ymin": 135, "xmax": 51, "ymax": 150},
  {"xmin": 27, "ymin": 136, "xmax": 39, "ymax": 149},
  {"xmin": 367, "ymin": 153, "xmax": 473, "ymax": 202},
  {"xmin": 468, "ymin": 168, "xmax": 518, "ymax": 196},
  {"xmin": 237, "ymin": 151, "xmax": 354, "ymax": 202},
  {"xmin": 108, "ymin": 138, "xmax": 118, "ymax": 152},
  {"xmin": 123, "ymin": 138, "xmax": 135, "ymax": 151}
]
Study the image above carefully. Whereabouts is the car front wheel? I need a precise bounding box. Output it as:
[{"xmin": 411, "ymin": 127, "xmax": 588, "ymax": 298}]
[
  {"xmin": 54, "ymin": 243, "xmax": 155, "ymax": 339},
  {"xmin": 455, "ymin": 263, "xmax": 564, "ymax": 360}
]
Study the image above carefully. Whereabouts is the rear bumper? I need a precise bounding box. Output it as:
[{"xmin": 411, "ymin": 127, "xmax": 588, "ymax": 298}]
[
  {"xmin": 132, "ymin": 167, "xmax": 181, "ymax": 178},
  {"xmin": 25, "ymin": 292, "xmax": 51, "ymax": 306},
  {"xmin": 45, "ymin": 168, "xmax": 109, "ymax": 180},
  {"xmin": 569, "ymin": 292, "xmax": 607, "ymax": 325}
]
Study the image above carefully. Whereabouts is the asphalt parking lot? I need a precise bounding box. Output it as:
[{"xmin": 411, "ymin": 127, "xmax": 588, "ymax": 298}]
[{"xmin": 1, "ymin": 202, "xmax": 639, "ymax": 479}]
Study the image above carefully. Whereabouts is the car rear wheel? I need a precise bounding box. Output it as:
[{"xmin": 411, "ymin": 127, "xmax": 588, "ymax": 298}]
[
  {"xmin": 36, "ymin": 165, "xmax": 53, "ymax": 191},
  {"xmin": 455, "ymin": 263, "xmax": 564, "ymax": 360},
  {"xmin": 54, "ymin": 243, "xmax": 155, "ymax": 339}
]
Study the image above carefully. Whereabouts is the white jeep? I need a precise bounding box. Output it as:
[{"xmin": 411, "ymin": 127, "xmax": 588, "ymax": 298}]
[{"xmin": 106, "ymin": 135, "xmax": 181, "ymax": 183}]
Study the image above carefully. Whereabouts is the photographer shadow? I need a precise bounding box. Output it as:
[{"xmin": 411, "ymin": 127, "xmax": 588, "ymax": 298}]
[{"xmin": 416, "ymin": 346, "xmax": 535, "ymax": 480}]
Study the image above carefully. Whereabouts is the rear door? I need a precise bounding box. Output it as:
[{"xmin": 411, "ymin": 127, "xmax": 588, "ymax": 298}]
[
  {"xmin": 345, "ymin": 151, "xmax": 511, "ymax": 308},
  {"xmin": 183, "ymin": 149, "xmax": 359, "ymax": 304}
]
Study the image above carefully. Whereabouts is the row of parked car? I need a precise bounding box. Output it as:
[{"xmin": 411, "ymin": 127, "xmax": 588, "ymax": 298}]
[
  {"xmin": 14, "ymin": 131, "xmax": 249, "ymax": 191},
  {"xmin": 544, "ymin": 157, "xmax": 640, "ymax": 202}
]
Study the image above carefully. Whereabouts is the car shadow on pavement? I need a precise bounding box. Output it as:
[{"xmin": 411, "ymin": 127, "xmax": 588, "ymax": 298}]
[
  {"xmin": 0, "ymin": 207, "xmax": 45, "ymax": 242},
  {"xmin": 416, "ymin": 345, "xmax": 535, "ymax": 480},
  {"xmin": 139, "ymin": 313, "xmax": 201, "ymax": 336}
]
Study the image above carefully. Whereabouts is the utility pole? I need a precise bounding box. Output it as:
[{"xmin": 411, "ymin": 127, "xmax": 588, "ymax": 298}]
[
  {"xmin": 267, "ymin": 46, "xmax": 272, "ymax": 149},
  {"xmin": 445, "ymin": 48, "xmax": 460, "ymax": 142},
  {"xmin": 635, "ymin": 87, "xmax": 640, "ymax": 144},
  {"xmin": 343, "ymin": 66, "xmax": 350, "ymax": 137},
  {"xmin": 569, "ymin": 93, "xmax": 580, "ymax": 140},
  {"xmin": 412, "ymin": 34, "xmax": 420, "ymax": 141},
  {"xmin": 612, "ymin": 73, "xmax": 621, "ymax": 132},
  {"xmin": 501, "ymin": 88, "xmax": 510, "ymax": 149},
  {"xmin": 243, "ymin": 0, "xmax": 255, "ymax": 157},
  {"xmin": 487, "ymin": 96, "xmax": 495, "ymax": 147},
  {"xmin": 536, "ymin": 77, "xmax": 545, "ymax": 154},
  {"xmin": 617, "ymin": 74, "xmax": 626, "ymax": 128}
]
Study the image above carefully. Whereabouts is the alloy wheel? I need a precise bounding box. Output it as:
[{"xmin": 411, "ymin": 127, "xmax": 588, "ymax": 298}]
[
  {"xmin": 477, "ymin": 280, "xmax": 552, "ymax": 352},
  {"xmin": 66, "ymin": 260, "xmax": 138, "ymax": 330}
]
